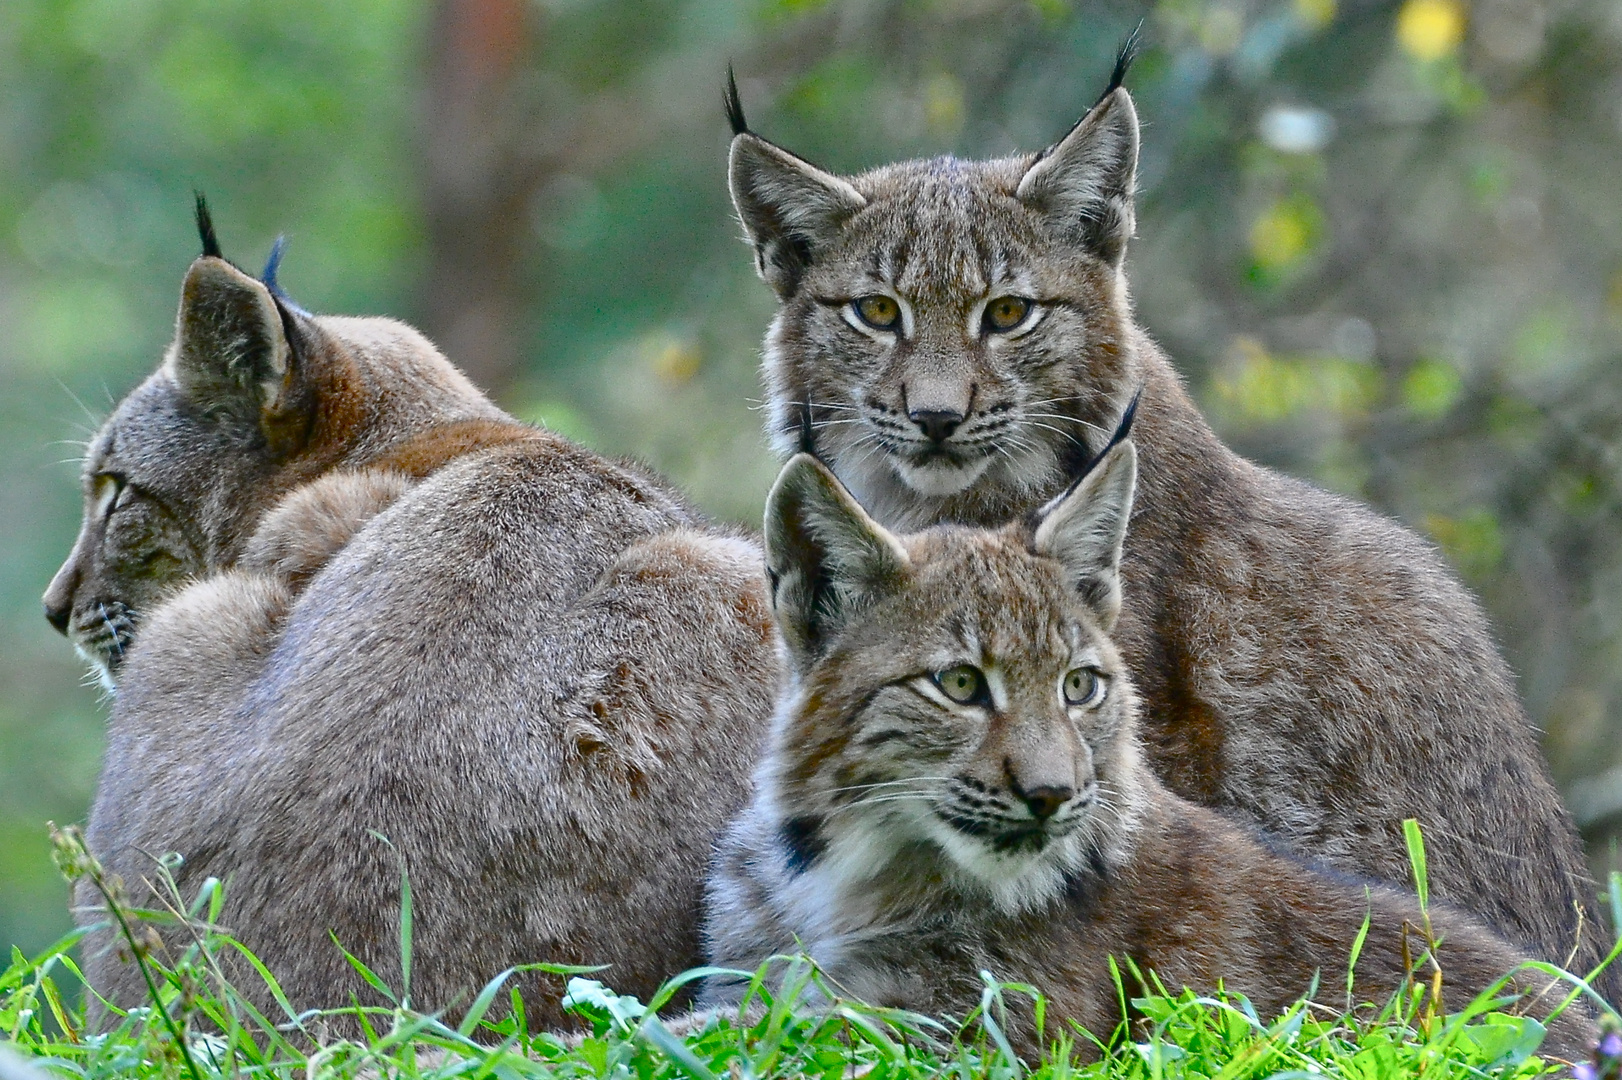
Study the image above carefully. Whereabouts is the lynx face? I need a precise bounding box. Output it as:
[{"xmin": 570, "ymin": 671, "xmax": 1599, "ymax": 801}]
[
  {"xmin": 45, "ymin": 207, "xmax": 503, "ymax": 688},
  {"xmin": 760, "ymin": 436, "xmax": 1142, "ymax": 913},
  {"xmin": 731, "ymin": 88, "xmax": 1142, "ymax": 529},
  {"xmin": 46, "ymin": 376, "xmax": 252, "ymax": 686}
]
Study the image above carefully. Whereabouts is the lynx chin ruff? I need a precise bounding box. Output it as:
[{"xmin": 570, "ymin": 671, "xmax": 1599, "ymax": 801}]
[
  {"xmin": 701, "ymin": 438, "xmax": 1595, "ymax": 1059},
  {"xmin": 723, "ymin": 67, "xmax": 1610, "ymax": 992},
  {"xmin": 46, "ymin": 204, "xmax": 777, "ymax": 1029}
]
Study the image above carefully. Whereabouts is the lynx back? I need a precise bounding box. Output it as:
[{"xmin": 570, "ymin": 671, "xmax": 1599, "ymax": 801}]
[{"xmin": 49, "ymin": 209, "xmax": 779, "ymax": 1030}]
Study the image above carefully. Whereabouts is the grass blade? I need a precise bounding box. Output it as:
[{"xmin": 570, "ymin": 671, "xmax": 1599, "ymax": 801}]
[{"xmin": 1402, "ymin": 818, "xmax": 1429, "ymax": 910}]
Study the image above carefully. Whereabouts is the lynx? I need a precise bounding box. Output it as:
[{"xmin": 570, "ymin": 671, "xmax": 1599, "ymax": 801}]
[
  {"xmin": 701, "ymin": 437, "xmax": 1595, "ymax": 1060},
  {"xmin": 722, "ymin": 67, "xmax": 1610, "ymax": 990},
  {"xmin": 46, "ymin": 206, "xmax": 778, "ymax": 1028}
]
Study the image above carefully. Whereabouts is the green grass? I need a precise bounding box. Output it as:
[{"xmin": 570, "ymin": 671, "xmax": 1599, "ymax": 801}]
[{"xmin": 2, "ymin": 824, "xmax": 1616, "ymax": 1080}]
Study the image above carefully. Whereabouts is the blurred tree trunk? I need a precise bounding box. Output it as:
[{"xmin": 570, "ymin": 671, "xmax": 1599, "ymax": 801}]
[
  {"xmin": 418, "ymin": 0, "xmax": 846, "ymax": 398},
  {"xmin": 421, "ymin": 0, "xmax": 539, "ymax": 397}
]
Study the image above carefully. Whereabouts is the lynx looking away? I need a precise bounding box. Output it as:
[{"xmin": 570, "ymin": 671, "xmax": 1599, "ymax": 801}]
[
  {"xmin": 723, "ymin": 68, "xmax": 1610, "ymax": 989},
  {"xmin": 702, "ymin": 438, "xmax": 1595, "ymax": 1060},
  {"xmin": 45, "ymin": 207, "xmax": 778, "ymax": 1028}
]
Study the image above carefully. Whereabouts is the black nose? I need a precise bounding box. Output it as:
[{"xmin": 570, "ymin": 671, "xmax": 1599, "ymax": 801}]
[
  {"xmin": 1020, "ymin": 784, "xmax": 1074, "ymax": 821},
  {"xmin": 44, "ymin": 598, "xmax": 71, "ymax": 636},
  {"xmin": 909, "ymin": 409, "xmax": 963, "ymax": 444}
]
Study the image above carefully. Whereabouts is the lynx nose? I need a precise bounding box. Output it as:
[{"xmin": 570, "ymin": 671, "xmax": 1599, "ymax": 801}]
[
  {"xmin": 909, "ymin": 408, "xmax": 963, "ymax": 444},
  {"xmin": 44, "ymin": 598, "xmax": 71, "ymax": 636},
  {"xmin": 1017, "ymin": 784, "xmax": 1074, "ymax": 821},
  {"xmin": 43, "ymin": 565, "xmax": 77, "ymax": 636}
]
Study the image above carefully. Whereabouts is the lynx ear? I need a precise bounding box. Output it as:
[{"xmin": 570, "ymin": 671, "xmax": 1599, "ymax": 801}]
[
  {"xmin": 168, "ymin": 257, "xmax": 309, "ymax": 456},
  {"xmin": 1016, "ymin": 88, "xmax": 1139, "ymax": 265},
  {"xmin": 729, "ymin": 134, "xmax": 866, "ymax": 298},
  {"xmin": 765, "ymin": 453, "xmax": 909, "ymax": 665},
  {"xmin": 1030, "ymin": 440, "xmax": 1137, "ymax": 629}
]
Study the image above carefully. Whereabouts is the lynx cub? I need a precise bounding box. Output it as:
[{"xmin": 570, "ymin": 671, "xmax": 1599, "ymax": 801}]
[
  {"xmin": 723, "ymin": 67, "xmax": 1607, "ymax": 990},
  {"xmin": 702, "ymin": 437, "xmax": 1593, "ymax": 1059}
]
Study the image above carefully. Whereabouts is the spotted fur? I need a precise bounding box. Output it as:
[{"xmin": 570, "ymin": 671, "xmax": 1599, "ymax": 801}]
[{"xmin": 702, "ymin": 445, "xmax": 1595, "ymax": 1060}]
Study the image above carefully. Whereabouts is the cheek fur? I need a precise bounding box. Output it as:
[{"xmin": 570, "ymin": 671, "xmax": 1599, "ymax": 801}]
[{"xmin": 817, "ymin": 688, "xmax": 975, "ymax": 800}]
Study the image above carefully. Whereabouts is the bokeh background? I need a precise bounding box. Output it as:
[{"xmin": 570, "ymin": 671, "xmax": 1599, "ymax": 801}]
[{"xmin": 4, "ymin": 0, "xmax": 1622, "ymax": 965}]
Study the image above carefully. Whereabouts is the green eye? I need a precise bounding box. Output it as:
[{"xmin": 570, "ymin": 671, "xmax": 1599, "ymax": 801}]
[
  {"xmin": 983, "ymin": 296, "xmax": 1032, "ymax": 332},
  {"xmin": 934, "ymin": 664, "xmax": 987, "ymax": 705},
  {"xmin": 1063, "ymin": 668, "xmax": 1103, "ymax": 707},
  {"xmin": 854, "ymin": 295, "xmax": 901, "ymax": 330}
]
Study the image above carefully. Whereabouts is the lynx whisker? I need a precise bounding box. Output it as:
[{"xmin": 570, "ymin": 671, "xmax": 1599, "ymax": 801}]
[
  {"xmin": 57, "ymin": 377, "xmax": 107, "ymax": 431},
  {"xmin": 822, "ymin": 792, "xmax": 938, "ymax": 819},
  {"xmin": 1020, "ymin": 420, "xmax": 1089, "ymax": 448},
  {"xmin": 1023, "ymin": 411, "xmax": 1109, "ymax": 435},
  {"xmin": 825, "ymin": 777, "xmax": 954, "ymax": 796},
  {"xmin": 810, "ymin": 417, "xmax": 870, "ymax": 430}
]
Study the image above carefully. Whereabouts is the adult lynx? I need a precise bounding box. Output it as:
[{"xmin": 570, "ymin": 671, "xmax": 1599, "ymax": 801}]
[
  {"xmin": 46, "ymin": 207, "xmax": 778, "ymax": 1027},
  {"xmin": 723, "ymin": 69, "xmax": 1608, "ymax": 988},
  {"xmin": 703, "ymin": 437, "xmax": 1594, "ymax": 1059}
]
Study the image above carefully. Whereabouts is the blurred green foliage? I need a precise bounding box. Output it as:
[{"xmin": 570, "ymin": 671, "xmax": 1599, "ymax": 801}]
[
  {"xmin": 5, "ymin": 0, "xmax": 1622, "ymax": 975},
  {"xmin": 0, "ymin": 0, "xmax": 426, "ymax": 969}
]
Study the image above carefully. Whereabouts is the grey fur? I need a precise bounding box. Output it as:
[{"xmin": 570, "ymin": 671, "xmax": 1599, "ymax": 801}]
[
  {"xmin": 48, "ymin": 254, "xmax": 779, "ymax": 1029},
  {"xmin": 728, "ymin": 89, "xmax": 1610, "ymax": 991}
]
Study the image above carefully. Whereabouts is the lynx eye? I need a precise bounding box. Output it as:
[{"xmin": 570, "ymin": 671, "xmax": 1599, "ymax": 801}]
[
  {"xmin": 983, "ymin": 296, "xmax": 1032, "ymax": 333},
  {"xmin": 93, "ymin": 474, "xmax": 126, "ymax": 518},
  {"xmin": 1063, "ymin": 668, "xmax": 1104, "ymax": 707},
  {"xmin": 853, "ymin": 295, "xmax": 901, "ymax": 331},
  {"xmin": 934, "ymin": 664, "xmax": 989, "ymax": 706}
]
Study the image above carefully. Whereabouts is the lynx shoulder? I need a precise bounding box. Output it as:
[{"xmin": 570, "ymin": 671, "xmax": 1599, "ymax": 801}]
[
  {"xmin": 722, "ymin": 74, "xmax": 1607, "ymax": 988},
  {"xmin": 701, "ymin": 441, "xmax": 1595, "ymax": 1059},
  {"xmin": 47, "ymin": 206, "xmax": 779, "ymax": 1028}
]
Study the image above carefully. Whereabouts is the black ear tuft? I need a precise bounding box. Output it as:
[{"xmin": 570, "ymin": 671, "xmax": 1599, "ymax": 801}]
[
  {"xmin": 1093, "ymin": 387, "xmax": 1140, "ymax": 464},
  {"xmin": 1027, "ymin": 388, "xmax": 1142, "ymax": 531},
  {"xmin": 261, "ymin": 235, "xmax": 289, "ymax": 296},
  {"xmin": 796, "ymin": 398, "xmax": 818, "ymax": 457},
  {"xmin": 194, "ymin": 191, "xmax": 223, "ymax": 260},
  {"xmin": 724, "ymin": 65, "xmax": 750, "ymax": 136},
  {"xmin": 1096, "ymin": 22, "xmax": 1144, "ymax": 107}
]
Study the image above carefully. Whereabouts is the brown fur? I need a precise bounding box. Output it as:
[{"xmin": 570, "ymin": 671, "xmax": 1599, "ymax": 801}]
[
  {"xmin": 48, "ymin": 251, "xmax": 779, "ymax": 1030},
  {"xmin": 726, "ymin": 87, "xmax": 1610, "ymax": 992},
  {"xmin": 702, "ymin": 447, "xmax": 1596, "ymax": 1061}
]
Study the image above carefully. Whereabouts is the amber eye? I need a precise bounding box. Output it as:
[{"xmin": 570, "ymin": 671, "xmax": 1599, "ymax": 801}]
[
  {"xmin": 983, "ymin": 296, "xmax": 1032, "ymax": 332},
  {"xmin": 1063, "ymin": 668, "xmax": 1103, "ymax": 707},
  {"xmin": 934, "ymin": 664, "xmax": 988, "ymax": 705},
  {"xmin": 853, "ymin": 295, "xmax": 901, "ymax": 331}
]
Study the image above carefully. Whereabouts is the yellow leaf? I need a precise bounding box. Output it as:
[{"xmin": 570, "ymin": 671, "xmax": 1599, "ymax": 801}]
[
  {"xmin": 1249, "ymin": 197, "xmax": 1322, "ymax": 270},
  {"xmin": 1397, "ymin": 0, "xmax": 1466, "ymax": 61},
  {"xmin": 651, "ymin": 339, "xmax": 703, "ymax": 384}
]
